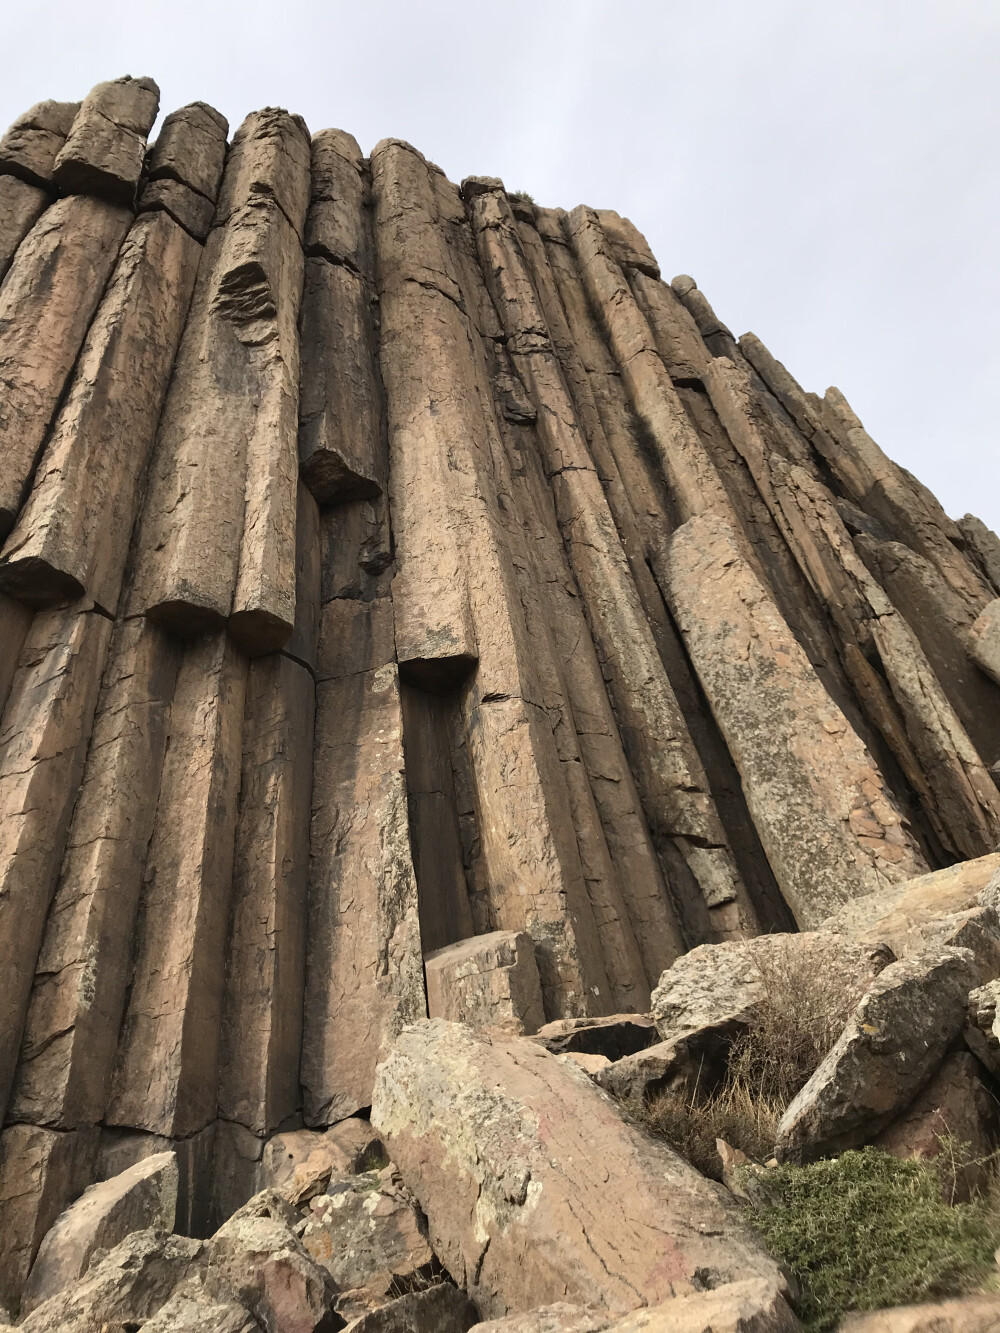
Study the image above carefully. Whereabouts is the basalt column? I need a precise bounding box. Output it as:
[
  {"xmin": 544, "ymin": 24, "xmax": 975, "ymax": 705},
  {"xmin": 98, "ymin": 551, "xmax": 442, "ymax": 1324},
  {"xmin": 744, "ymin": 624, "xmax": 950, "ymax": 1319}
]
[{"xmin": 373, "ymin": 139, "xmax": 614, "ymax": 1019}]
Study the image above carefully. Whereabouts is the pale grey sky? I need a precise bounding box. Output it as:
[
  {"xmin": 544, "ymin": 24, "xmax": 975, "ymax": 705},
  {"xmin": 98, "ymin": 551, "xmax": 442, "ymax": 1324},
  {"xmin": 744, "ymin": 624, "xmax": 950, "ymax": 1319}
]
[{"xmin": 4, "ymin": 0, "xmax": 998, "ymax": 529}]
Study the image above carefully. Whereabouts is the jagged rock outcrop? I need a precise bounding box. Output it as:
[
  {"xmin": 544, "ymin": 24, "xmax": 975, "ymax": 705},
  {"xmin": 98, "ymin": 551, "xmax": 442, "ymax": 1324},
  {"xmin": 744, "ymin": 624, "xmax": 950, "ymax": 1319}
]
[{"xmin": 1, "ymin": 74, "xmax": 1000, "ymax": 1319}]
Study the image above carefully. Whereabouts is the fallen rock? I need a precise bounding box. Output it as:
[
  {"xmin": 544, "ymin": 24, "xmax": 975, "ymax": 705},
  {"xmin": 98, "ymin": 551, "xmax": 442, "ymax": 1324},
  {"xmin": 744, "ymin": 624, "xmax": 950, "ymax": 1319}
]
[
  {"xmin": 425, "ymin": 932, "xmax": 545, "ymax": 1037},
  {"xmin": 821, "ymin": 853, "xmax": 1000, "ymax": 973},
  {"xmin": 532, "ymin": 1015, "xmax": 657, "ymax": 1060},
  {"xmin": 966, "ymin": 979, "xmax": 1000, "ymax": 1077},
  {"xmin": 261, "ymin": 1121, "xmax": 387, "ymax": 1204},
  {"xmin": 204, "ymin": 1190, "xmax": 337, "ymax": 1332},
  {"xmin": 22, "ymin": 1151, "xmax": 178, "ymax": 1312},
  {"xmin": 342, "ymin": 1283, "xmax": 477, "ymax": 1333},
  {"xmin": 139, "ymin": 1278, "xmax": 260, "ymax": 1332},
  {"xmin": 372, "ymin": 1019, "xmax": 786, "ymax": 1318},
  {"xmin": 469, "ymin": 1277, "xmax": 799, "ymax": 1333},
  {"xmin": 651, "ymin": 934, "xmax": 893, "ymax": 1048},
  {"xmin": 18, "ymin": 1230, "xmax": 203, "ymax": 1333},
  {"xmin": 875, "ymin": 1052, "xmax": 998, "ymax": 1199},
  {"xmin": 838, "ymin": 1295, "xmax": 1000, "ymax": 1333},
  {"xmin": 593, "ymin": 1040, "xmax": 692, "ymax": 1103},
  {"xmin": 776, "ymin": 947, "xmax": 981, "ymax": 1163},
  {"xmin": 299, "ymin": 1171, "xmax": 432, "ymax": 1297},
  {"xmin": 557, "ymin": 1053, "xmax": 611, "ymax": 1077}
]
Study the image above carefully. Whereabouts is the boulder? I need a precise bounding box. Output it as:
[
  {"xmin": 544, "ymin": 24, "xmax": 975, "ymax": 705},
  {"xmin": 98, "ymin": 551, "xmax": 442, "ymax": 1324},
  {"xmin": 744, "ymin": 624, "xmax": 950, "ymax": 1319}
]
[
  {"xmin": 776, "ymin": 947, "xmax": 981, "ymax": 1163},
  {"xmin": 468, "ymin": 1278, "xmax": 799, "ymax": 1333},
  {"xmin": 875, "ymin": 1052, "xmax": 998, "ymax": 1198},
  {"xmin": 651, "ymin": 934, "xmax": 893, "ymax": 1048},
  {"xmin": 139, "ymin": 1279, "xmax": 260, "ymax": 1332},
  {"xmin": 203, "ymin": 1190, "xmax": 338, "ymax": 1331},
  {"xmin": 17, "ymin": 1230, "xmax": 203, "ymax": 1333},
  {"xmin": 299, "ymin": 1170, "xmax": 433, "ymax": 1298},
  {"xmin": 425, "ymin": 931, "xmax": 545, "ymax": 1036},
  {"xmin": 822, "ymin": 854, "xmax": 1000, "ymax": 979},
  {"xmin": 965, "ymin": 979, "xmax": 1000, "ymax": 1077},
  {"xmin": 557, "ymin": 1053, "xmax": 612, "ymax": 1077},
  {"xmin": 371, "ymin": 1020, "xmax": 786, "ymax": 1318},
  {"xmin": 342, "ymin": 1283, "xmax": 477, "ymax": 1333},
  {"xmin": 838, "ymin": 1296, "xmax": 1000, "ymax": 1333},
  {"xmin": 260, "ymin": 1121, "xmax": 386, "ymax": 1204},
  {"xmin": 22, "ymin": 1151, "xmax": 177, "ymax": 1311},
  {"xmin": 593, "ymin": 1040, "xmax": 692, "ymax": 1103},
  {"xmin": 532, "ymin": 1015, "xmax": 657, "ymax": 1060}
]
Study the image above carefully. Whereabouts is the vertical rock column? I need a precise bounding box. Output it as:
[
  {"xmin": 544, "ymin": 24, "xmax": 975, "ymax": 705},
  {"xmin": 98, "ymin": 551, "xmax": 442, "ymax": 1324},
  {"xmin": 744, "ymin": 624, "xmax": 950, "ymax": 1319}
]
[
  {"xmin": 217, "ymin": 481, "xmax": 319, "ymax": 1137},
  {"xmin": 53, "ymin": 76, "xmax": 160, "ymax": 204},
  {"xmin": 129, "ymin": 109, "xmax": 310, "ymax": 652},
  {"xmin": 668, "ymin": 512, "xmax": 927, "ymax": 927},
  {"xmin": 106, "ymin": 632, "xmax": 247, "ymax": 1138},
  {"xmin": 466, "ymin": 179, "xmax": 749, "ymax": 948},
  {"xmin": 373, "ymin": 140, "xmax": 613, "ymax": 1019},
  {"xmin": 0, "ymin": 606, "xmax": 114, "ymax": 1119},
  {"xmin": 705, "ymin": 355, "xmax": 1000, "ymax": 861},
  {"xmin": 0, "ymin": 98, "xmax": 77, "ymax": 279},
  {"xmin": 0, "ymin": 194, "xmax": 132, "ymax": 538},
  {"xmin": 299, "ymin": 132, "xmax": 424, "ymax": 1126}
]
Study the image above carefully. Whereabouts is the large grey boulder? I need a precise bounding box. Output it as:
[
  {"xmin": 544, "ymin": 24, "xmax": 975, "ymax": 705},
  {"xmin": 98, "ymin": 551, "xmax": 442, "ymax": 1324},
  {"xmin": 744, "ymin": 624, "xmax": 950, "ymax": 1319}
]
[
  {"xmin": 776, "ymin": 947, "xmax": 981, "ymax": 1163},
  {"xmin": 371, "ymin": 1019, "xmax": 786, "ymax": 1319}
]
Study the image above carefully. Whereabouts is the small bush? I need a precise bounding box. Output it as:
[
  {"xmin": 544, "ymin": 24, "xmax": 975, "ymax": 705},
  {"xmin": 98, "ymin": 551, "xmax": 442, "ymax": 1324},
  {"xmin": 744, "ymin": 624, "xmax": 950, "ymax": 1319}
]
[
  {"xmin": 508, "ymin": 189, "xmax": 535, "ymax": 207},
  {"xmin": 743, "ymin": 1148, "xmax": 1000, "ymax": 1333},
  {"xmin": 641, "ymin": 1078, "xmax": 781, "ymax": 1178}
]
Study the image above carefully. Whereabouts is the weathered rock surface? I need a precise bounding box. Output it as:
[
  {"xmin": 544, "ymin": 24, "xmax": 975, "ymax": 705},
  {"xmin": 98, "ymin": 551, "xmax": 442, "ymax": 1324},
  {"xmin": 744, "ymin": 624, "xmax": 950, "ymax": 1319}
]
[
  {"xmin": 651, "ymin": 934, "xmax": 893, "ymax": 1048},
  {"xmin": 839, "ymin": 1297, "xmax": 1000, "ymax": 1333},
  {"xmin": 425, "ymin": 932, "xmax": 545, "ymax": 1035},
  {"xmin": 968, "ymin": 600, "xmax": 1000, "ymax": 688},
  {"xmin": 299, "ymin": 1171, "xmax": 432, "ymax": 1294},
  {"xmin": 468, "ymin": 1276, "xmax": 798, "ymax": 1333},
  {"xmin": 343, "ymin": 1284, "xmax": 477, "ymax": 1333},
  {"xmin": 54, "ymin": 76, "xmax": 160, "ymax": 203},
  {"xmin": 776, "ymin": 947, "xmax": 982, "ymax": 1162},
  {"xmin": 668, "ymin": 512, "xmax": 926, "ymax": 926},
  {"xmin": 372, "ymin": 1020, "xmax": 785, "ymax": 1318},
  {"xmin": 875, "ymin": 1052, "xmax": 998, "ymax": 1197},
  {"xmin": 0, "ymin": 175, "xmax": 48, "ymax": 280},
  {"xmin": 533, "ymin": 1015, "xmax": 658, "ymax": 1061},
  {"xmin": 0, "ymin": 209, "xmax": 202, "ymax": 611},
  {"xmin": 260, "ymin": 1121, "xmax": 386, "ymax": 1203},
  {"xmin": 22, "ymin": 1152, "xmax": 178, "ymax": 1311},
  {"xmin": 0, "ymin": 194, "xmax": 132, "ymax": 539},
  {"xmin": 0, "ymin": 99, "xmax": 78, "ymax": 187}
]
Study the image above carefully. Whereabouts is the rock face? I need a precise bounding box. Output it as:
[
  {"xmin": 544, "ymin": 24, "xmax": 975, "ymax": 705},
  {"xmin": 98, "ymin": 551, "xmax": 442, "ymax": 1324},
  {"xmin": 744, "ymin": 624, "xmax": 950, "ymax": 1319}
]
[
  {"xmin": 2, "ymin": 76, "xmax": 1000, "ymax": 1310},
  {"xmin": 372, "ymin": 1020, "xmax": 786, "ymax": 1318}
]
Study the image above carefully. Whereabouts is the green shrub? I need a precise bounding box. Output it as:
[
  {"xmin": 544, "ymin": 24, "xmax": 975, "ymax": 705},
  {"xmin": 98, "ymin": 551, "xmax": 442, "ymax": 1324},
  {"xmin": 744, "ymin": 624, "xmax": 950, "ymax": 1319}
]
[{"xmin": 742, "ymin": 1148, "xmax": 1000, "ymax": 1332}]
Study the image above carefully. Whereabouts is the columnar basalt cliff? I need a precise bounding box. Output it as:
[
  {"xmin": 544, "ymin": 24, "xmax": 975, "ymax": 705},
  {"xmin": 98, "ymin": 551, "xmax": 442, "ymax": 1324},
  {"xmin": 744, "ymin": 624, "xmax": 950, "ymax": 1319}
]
[{"xmin": 1, "ymin": 77, "xmax": 1000, "ymax": 1321}]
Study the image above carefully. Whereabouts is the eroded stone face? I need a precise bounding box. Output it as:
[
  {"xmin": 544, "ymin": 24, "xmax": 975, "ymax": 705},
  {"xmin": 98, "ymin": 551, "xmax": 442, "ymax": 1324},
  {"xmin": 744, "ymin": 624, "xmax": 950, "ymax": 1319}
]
[{"xmin": 372, "ymin": 1020, "xmax": 786, "ymax": 1319}]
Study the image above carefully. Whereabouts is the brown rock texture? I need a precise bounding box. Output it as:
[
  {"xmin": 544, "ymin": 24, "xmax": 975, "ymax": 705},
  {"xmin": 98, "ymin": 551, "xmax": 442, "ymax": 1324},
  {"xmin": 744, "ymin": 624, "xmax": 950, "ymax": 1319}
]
[
  {"xmin": 2, "ymin": 79, "xmax": 1000, "ymax": 1304},
  {"xmin": 372, "ymin": 1021, "xmax": 786, "ymax": 1318}
]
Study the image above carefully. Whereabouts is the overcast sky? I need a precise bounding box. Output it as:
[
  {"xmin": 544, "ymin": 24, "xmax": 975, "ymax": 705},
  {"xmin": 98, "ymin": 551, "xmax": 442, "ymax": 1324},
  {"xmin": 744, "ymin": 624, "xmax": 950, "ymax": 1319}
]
[{"xmin": 4, "ymin": 0, "xmax": 997, "ymax": 530}]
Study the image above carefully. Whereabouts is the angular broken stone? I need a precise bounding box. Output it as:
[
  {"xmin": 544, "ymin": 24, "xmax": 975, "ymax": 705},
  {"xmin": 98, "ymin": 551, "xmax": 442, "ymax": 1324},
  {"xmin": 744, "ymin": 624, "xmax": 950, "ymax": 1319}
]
[
  {"xmin": 425, "ymin": 931, "xmax": 545, "ymax": 1036},
  {"xmin": 343, "ymin": 1284, "xmax": 477, "ymax": 1333},
  {"xmin": 260, "ymin": 1121, "xmax": 386, "ymax": 1202},
  {"xmin": 0, "ymin": 100, "xmax": 79, "ymax": 188},
  {"xmin": 145, "ymin": 101, "xmax": 229, "ymax": 201},
  {"xmin": 532, "ymin": 1014, "xmax": 658, "ymax": 1061},
  {"xmin": 776, "ymin": 946, "xmax": 982, "ymax": 1163},
  {"xmin": 22, "ymin": 1152, "xmax": 178, "ymax": 1312},
  {"xmin": 54, "ymin": 76, "xmax": 160, "ymax": 204},
  {"xmin": 372, "ymin": 1020, "xmax": 786, "ymax": 1318},
  {"xmin": 16, "ymin": 1230, "xmax": 203, "ymax": 1333},
  {"xmin": 299, "ymin": 1172, "xmax": 432, "ymax": 1295}
]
